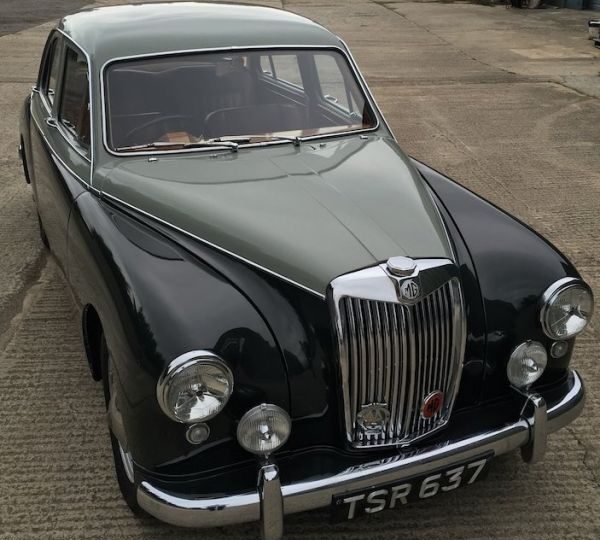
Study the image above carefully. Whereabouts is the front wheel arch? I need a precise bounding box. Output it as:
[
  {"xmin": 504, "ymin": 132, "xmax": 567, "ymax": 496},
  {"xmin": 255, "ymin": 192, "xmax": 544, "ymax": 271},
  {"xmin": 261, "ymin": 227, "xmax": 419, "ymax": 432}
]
[{"xmin": 82, "ymin": 304, "xmax": 103, "ymax": 381}]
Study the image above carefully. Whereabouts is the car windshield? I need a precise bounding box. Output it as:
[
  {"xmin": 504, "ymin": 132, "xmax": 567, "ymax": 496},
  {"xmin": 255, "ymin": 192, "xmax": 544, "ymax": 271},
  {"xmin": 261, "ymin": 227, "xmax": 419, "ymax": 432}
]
[{"xmin": 104, "ymin": 49, "xmax": 377, "ymax": 152}]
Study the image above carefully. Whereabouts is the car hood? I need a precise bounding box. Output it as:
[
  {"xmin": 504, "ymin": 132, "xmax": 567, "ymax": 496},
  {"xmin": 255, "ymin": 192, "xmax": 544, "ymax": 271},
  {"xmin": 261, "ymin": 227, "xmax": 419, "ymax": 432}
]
[{"xmin": 98, "ymin": 136, "xmax": 452, "ymax": 294}]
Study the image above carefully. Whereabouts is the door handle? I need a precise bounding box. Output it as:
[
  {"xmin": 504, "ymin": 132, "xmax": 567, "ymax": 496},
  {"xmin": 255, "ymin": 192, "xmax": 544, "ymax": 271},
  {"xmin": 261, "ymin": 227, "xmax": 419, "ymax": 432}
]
[{"xmin": 45, "ymin": 117, "xmax": 58, "ymax": 129}]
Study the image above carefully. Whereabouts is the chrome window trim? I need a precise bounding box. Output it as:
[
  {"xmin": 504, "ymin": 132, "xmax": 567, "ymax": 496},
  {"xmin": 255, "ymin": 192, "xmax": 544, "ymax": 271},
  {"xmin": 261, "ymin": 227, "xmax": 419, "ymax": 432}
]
[
  {"xmin": 38, "ymin": 32, "xmax": 61, "ymax": 114},
  {"xmin": 56, "ymin": 121, "xmax": 92, "ymax": 164},
  {"xmin": 57, "ymin": 29, "xmax": 95, "ymax": 186},
  {"xmin": 99, "ymin": 44, "xmax": 382, "ymax": 157},
  {"xmin": 100, "ymin": 190, "xmax": 326, "ymax": 300}
]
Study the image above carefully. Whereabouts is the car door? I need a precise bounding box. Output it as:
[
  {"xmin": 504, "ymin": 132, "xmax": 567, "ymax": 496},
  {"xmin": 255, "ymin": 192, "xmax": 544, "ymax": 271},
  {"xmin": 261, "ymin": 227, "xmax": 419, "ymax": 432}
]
[{"xmin": 29, "ymin": 32, "xmax": 90, "ymax": 271}]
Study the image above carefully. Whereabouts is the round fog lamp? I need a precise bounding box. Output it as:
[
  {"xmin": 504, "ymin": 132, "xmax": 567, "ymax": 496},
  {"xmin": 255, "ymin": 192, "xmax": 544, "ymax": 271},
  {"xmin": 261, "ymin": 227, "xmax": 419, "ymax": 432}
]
[
  {"xmin": 237, "ymin": 403, "xmax": 291, "ymax": 456},
  {"xmin": 507, "ymin": 341, "xmax": 547, "ymax": 388}
]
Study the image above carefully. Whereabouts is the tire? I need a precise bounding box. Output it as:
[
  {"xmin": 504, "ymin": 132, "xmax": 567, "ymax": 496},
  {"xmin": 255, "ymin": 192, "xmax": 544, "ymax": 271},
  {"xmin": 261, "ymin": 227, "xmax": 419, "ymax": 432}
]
[{"xmin": 100, "ymin": 334, "xmax": 143, "ymax": 515}]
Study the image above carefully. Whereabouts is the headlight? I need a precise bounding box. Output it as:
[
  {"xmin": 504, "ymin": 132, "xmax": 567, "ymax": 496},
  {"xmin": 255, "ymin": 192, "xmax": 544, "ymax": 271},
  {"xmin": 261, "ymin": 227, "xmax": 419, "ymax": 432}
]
[
  {"xmin": 237, "ymin": 403, "xmax": 291, "ymax": 456},
  {"xmin": 540, "ymin": 278, "xmax": 594, "ymax": 340},
  {"xmin": 157, "ymin": 351, "xmax": 233, "ymax": 423},
  {"xmin": 507, "ymin": 341, "xmax": 547, "ymax": 388}
]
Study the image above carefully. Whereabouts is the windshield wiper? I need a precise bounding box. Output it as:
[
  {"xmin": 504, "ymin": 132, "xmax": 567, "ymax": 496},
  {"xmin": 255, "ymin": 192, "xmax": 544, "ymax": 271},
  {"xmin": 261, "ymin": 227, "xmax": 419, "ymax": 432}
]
[
  {"xmin": 116, "ymin": 135, "xmax": 301, "ymax": 153},
  {"xmin": 116, "ymin": 140, "xmax": 240, "ymax": 152},
  {"xmin": 209, "ymin": 135, "xmax": 301, "ymax": 146}
]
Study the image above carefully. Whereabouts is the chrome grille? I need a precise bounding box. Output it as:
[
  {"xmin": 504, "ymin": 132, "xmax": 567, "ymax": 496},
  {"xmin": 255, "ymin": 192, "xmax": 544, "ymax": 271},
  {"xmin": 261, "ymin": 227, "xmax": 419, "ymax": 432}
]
[{"xmin": 329, "ymin": 259, "xmax": 466, "ymax": 448}]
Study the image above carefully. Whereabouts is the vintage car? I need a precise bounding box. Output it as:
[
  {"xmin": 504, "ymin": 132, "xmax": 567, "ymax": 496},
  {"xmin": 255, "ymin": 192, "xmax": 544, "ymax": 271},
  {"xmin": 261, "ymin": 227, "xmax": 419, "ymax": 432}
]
[{"xmin": 19, "ymin": 2, "xmax": 593, "ymax": 539}]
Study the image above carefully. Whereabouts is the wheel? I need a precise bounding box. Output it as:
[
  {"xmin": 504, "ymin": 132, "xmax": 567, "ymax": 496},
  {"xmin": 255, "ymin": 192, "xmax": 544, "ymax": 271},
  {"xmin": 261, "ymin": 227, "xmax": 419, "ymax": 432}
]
[
  {"xmin": 37, "ymin": 213, "xmax": 49, "ymax": 249},
  {"xmin": 100, "ymin": 334, "xmax": 143, "ymax": 515}
]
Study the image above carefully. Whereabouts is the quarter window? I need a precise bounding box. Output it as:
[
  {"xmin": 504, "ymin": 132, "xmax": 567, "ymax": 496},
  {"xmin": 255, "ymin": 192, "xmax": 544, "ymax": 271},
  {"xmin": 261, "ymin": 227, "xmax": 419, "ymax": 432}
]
[{"xmin": 59, "ymin": 47, "xmax": 90, "ymax": 148}]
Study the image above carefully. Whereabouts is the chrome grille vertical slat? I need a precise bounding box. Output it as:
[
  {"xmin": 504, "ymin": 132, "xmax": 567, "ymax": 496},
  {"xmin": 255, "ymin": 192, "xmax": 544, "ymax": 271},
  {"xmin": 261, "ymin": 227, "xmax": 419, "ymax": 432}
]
[
  {"xmin": 332, "ymin": 259, "xmax": 466, "ymax": 448},
  {"xmin": 355, "ymin": 298, "xmax": 367, "ymax": 442},
  {"xmin": 386, "ymin": 303, "xmax": 399, "ymax": 439},
  {"xmin": 433, "ymin": 287, "xmax": 444, "ymax": 422},
  {"xmin": 344, "ymin": 299, "xmax": 358, "ymax": 435},
  {"xmin": 402, "ymin": 304, "xmax": 416, "ymax": 436}
]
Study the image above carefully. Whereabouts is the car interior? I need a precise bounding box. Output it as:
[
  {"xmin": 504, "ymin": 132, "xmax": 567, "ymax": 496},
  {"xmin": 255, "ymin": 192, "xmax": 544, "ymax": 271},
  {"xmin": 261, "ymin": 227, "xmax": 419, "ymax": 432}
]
[{"xmin": 104, "ymin": 51, "xmax": 376, "ymax": 150}]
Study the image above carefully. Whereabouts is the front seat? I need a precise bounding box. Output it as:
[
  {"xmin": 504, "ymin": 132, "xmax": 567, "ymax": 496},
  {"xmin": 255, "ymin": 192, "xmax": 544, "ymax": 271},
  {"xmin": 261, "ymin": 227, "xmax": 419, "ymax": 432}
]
[{"xmin": 204, "ymin": 103, "xmax": 307, "ymax": 139}]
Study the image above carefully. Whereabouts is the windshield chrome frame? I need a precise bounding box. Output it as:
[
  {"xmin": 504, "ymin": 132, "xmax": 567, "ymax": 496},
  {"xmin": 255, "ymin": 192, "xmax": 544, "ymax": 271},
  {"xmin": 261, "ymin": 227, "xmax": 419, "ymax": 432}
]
[{"xmin": 100, "ymin": 44, "xmax": 382, "ymax": 157}]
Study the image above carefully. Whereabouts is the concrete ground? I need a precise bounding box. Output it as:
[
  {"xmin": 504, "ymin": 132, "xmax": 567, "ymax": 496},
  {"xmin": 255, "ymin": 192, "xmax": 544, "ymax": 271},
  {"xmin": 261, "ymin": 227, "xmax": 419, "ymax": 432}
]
[{"xmin": 0, "ymin": 1, "xmax": 599, "ymax": 538}]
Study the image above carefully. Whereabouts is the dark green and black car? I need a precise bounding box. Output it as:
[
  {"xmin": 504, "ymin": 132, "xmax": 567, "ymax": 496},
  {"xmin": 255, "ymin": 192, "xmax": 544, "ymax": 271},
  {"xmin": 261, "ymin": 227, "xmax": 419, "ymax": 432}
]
[{"xmin": 19, "ymin": 3, "xmax": 593, "ymax": 539}]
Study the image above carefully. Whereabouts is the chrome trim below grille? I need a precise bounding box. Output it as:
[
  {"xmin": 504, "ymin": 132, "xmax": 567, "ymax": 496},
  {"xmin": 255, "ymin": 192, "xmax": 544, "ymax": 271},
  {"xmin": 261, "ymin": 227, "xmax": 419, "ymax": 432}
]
[{"xmin": 328, "ymin": 258, "xmax": 466, "ymax": 448}]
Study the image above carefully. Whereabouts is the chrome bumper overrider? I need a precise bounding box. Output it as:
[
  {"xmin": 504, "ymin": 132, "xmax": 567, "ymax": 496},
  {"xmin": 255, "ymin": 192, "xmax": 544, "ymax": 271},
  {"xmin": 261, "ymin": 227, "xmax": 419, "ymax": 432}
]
[{"xmin": 137, "ymin": 370, "xmax": 585, "ymax": 540}]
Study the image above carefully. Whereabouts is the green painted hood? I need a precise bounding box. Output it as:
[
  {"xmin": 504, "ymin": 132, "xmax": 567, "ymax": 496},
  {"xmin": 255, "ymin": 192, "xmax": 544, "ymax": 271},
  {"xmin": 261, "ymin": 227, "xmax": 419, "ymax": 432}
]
[{"xmin": 97, "ymin": 137, "xmax": 452, "ymax": 294}]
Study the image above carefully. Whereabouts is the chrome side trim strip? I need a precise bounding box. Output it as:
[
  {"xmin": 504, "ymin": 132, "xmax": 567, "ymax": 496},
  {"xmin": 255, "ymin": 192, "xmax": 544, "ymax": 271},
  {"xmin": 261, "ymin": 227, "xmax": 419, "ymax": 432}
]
[
  {"xmin": 98, "ymin": 44, "xmax": 381, "ymax": 158},
  {"xmin": 136, "ymin": 370, "xmax": 584, "ymax": 529},
  {"xmin": 100, "ymin": 190, "xmax": 326, "ymax": 300}
]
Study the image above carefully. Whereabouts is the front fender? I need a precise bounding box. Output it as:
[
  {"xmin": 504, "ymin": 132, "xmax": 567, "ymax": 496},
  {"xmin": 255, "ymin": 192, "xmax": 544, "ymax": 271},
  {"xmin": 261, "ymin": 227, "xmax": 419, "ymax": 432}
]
[
  {"xmin": 67, "ymin": 192, "xmax": 288, "ymax": 471},
  {"xmin": 414, "ymin": 159, "xmax": 579, "ymax": 400}
]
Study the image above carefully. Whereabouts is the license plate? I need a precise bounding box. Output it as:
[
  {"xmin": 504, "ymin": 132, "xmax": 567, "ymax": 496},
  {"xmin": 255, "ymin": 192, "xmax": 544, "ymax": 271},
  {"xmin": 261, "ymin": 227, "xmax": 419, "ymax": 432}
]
[{"xmin": 331, "ymin": 455, "xmax": 492, "ymax": 522}]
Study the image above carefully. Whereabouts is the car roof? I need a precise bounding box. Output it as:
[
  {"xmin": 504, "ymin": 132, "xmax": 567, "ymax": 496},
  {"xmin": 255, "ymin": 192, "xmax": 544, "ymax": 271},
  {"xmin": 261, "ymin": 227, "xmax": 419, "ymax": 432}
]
[{"xmin": 58, "ymin": 2, "xmax": 342, "ymax": 67}]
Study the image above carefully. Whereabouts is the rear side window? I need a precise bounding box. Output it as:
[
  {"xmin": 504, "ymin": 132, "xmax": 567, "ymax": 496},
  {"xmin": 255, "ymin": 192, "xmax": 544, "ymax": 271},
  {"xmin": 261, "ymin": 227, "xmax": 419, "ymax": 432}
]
[
  {"xmin": 42, "ymin": 38, "xmax": 61, "ymax": 104},
  {"xmin": 59, "ymin": 47, "xmax": 90, "ymax": 148},
  {"xmin": 314, "ymin": 54, "xmax": 352, "ymax": 112},
  {"xmin": 269, "ymin": 55, "xmax": 304, "ymax": 89}
]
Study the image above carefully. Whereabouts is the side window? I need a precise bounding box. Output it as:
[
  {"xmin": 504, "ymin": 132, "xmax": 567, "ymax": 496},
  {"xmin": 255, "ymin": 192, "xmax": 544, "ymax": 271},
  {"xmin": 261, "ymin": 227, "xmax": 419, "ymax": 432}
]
[
  {"xmin": 59, "ymin": 47, "xmax": 90, "ymax": 149},
  {"xmin": 42, "ymin": 39, "xmax": 61, "ymax": 105},
  {"xmin": 270, "ymin": 55, "xmax": 304, "ymax": 89},
  {"xmin": 314, "ymin": 54, "xmax": 353, "ymax": 113},
  {"xmin": 260, "ymin": 56, "xmax": 274, "ymax": 77}
]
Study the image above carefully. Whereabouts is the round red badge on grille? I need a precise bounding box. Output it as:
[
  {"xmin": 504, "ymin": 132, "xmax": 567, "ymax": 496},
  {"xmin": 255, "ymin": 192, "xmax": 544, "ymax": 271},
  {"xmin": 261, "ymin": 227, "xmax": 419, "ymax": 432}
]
[{"xmin": 421, "ymin": 391, "xmax": 444, "ymax": 419}]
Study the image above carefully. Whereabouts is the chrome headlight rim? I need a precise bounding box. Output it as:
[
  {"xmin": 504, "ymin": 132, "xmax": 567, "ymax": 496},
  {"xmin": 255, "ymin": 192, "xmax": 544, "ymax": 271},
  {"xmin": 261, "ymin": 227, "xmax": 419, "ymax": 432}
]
[
  {"xmin": 157, "ymin": 350, "xmax": 234, "ymax": 424},
  {"xmin": 540, "ymin": 277, "xmax": 594, "ymax": 340}
]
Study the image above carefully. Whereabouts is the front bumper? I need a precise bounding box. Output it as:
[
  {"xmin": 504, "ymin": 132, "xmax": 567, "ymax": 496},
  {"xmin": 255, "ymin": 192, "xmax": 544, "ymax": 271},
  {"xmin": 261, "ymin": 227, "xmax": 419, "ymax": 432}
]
[{"xmin": 137, "ymin": 370, "xmax": 585, "ymax": 539}]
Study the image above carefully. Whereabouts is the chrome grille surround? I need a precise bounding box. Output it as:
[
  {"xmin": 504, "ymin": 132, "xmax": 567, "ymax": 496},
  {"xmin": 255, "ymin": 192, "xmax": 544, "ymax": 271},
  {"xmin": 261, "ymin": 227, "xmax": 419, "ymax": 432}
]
[{"xmin": 328, "ymin": 258, "xmax": 466, "ymax": 448}]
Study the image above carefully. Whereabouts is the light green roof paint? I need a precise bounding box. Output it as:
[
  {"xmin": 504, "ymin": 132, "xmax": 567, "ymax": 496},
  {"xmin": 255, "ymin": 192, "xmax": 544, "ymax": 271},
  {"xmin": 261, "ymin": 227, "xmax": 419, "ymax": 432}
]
[{"xmin": 58, "ymin": 2, "xmax": 340, "ymax": 68}]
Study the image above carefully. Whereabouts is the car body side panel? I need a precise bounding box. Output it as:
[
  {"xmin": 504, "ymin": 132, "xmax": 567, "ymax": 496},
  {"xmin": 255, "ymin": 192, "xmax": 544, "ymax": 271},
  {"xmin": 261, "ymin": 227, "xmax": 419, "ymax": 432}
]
[{"xmin": 414, "ymin": 159, "xmax": 577, "ymax": 398}]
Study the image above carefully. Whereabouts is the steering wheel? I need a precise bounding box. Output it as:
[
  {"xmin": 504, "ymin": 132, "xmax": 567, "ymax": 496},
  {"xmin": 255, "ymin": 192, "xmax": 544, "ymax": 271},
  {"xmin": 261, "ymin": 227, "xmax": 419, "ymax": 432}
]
[{"xmin": 124, "ymin": 115, "xmax": 191, "ymax": 144}]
